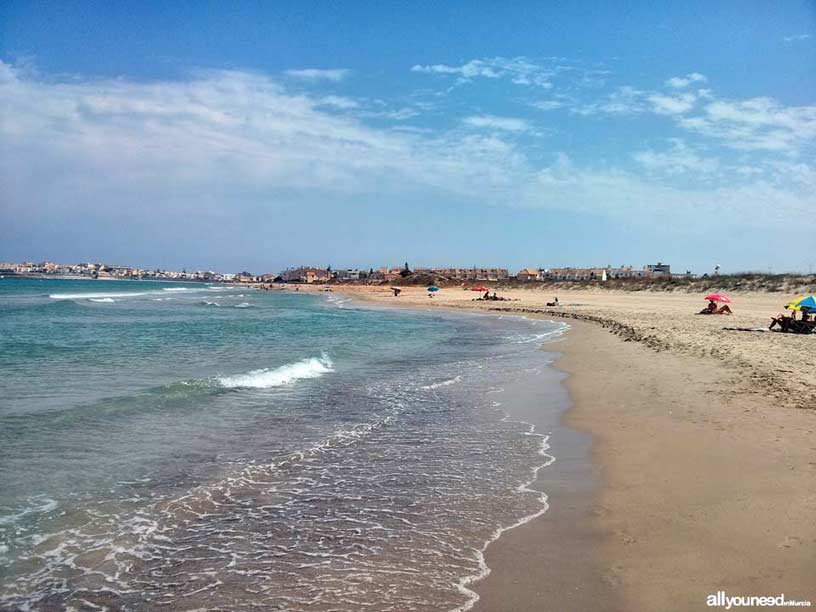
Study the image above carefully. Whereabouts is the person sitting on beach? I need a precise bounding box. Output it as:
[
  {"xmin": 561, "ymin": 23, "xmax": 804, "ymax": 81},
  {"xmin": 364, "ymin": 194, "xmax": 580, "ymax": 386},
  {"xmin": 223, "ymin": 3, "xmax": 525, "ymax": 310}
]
[
  {"xmin": 699, "ymin": 300, "xmax": 718, "ymax": 314},
  {"xmin": 769, "ymin": 313, "xmax": 793, "ymax": 332},
  {"xmin": 546, "ymin": 296, "xmax": 559, "ymax": 307},
  {"xmin": 717, "ymin": 304, "xmax": 732, "ymax": 314}
]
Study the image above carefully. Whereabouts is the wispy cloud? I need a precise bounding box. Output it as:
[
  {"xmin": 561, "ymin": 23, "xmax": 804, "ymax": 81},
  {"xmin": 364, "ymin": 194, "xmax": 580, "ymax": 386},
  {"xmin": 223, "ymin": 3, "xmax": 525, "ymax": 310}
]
[
  {"xmin": 0, "ymin": 61, "xmax": 529, "ymax": 216},
  {"xmin": 284, "ymin": 68, "xmax": 350, "ymax": 82},
  {"xmin": 463, "ymin": 115, "xmax": 529, "ymax": 131},
  {"xmin": 678, "ymin": 97, "xmax": 816, "ymax": 153},
  {"xmin": 665, "ymin": 73, "xmax": 707, "ymax": 89},
  {"xmin": 412, "ymin": 60, "xmax": 501, "ymax": 79},
  {"xmin": 573, "ymin": 86, "xmax": 647, "ymax": 116},
  {"xmin": 531, "ymin": 96, "xmax": 571, "ymax": 112},
  {"xmin": 361, "ymin": 107, "xmax": 421, "ymax": 120},
  {"xmin": 315, "ymin": 95, "xmax": 359, "ymax": 109},
  {"xmin": 527, "ymin": 153, "xmax": 813, "ymax": 227},
  {"xmin": 648, "ymin": 92, "xmax": 697, "ymax": 115},
  {"xmin": 1, "ymin": 60, "xmax": 813, "ymax": 246},
  {"xmin": 569, "ymin": 77, "xmax": 816, "ymax": 155},
  {"xmin": 633, "ymin": 139, "xmax": 719, "ymax": 175},
  {"xmin": 411, "ymin": 56, "xmax": 559, "ymax": 88},
  {"xmin": 783, "ymin": 34, "xmax": 811, "ymax": 42}
]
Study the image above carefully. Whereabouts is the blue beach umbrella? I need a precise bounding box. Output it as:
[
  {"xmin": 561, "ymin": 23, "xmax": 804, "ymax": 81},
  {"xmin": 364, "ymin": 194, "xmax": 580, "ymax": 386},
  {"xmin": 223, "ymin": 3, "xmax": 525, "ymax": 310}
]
[
  {"xmin": 785, "ymin": 295, "xmax": 816, "ymax": 311},
  {"xmin": 427, "ymin": 286, "xmax": 440, "ymax": 292}
]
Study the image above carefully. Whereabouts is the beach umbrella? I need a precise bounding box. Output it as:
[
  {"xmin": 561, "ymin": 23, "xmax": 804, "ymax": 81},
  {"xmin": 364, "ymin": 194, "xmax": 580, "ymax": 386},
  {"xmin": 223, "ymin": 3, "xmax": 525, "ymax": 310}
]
[
  {"xmin": 471, "ymin": 285, "xmax": 488, "ymax": 291},
  {"xmin": 704, "ymin": 294, "xmax": 731, "ymax": 303},
  {"xmin": 785, "ymin": 295, "xmax": 816, "ymax": 311},
  {"xmin": 427, "ymin": 286, "xmax": 440, "ymax": 292}
]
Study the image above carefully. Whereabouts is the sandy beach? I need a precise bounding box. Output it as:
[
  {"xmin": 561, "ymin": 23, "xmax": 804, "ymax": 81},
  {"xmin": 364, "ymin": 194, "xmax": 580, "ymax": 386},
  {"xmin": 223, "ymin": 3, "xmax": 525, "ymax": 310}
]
[{"xmin": 298, "ymin": 284, "xmax": 816, "ymax": 610}]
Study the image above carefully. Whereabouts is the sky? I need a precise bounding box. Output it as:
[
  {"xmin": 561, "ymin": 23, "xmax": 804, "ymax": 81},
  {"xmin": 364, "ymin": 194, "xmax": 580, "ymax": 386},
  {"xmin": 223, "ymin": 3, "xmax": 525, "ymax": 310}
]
[{"xmin": 1, "ymin": 1, "xmax": 815, "ymax": 275}]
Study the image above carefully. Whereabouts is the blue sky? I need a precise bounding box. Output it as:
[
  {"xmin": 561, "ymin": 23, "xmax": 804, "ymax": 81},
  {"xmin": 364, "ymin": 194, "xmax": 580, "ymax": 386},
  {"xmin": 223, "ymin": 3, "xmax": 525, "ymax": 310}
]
[{"xmin": 1, "ymin": 1, "xmax": 814, "ymax": 274}]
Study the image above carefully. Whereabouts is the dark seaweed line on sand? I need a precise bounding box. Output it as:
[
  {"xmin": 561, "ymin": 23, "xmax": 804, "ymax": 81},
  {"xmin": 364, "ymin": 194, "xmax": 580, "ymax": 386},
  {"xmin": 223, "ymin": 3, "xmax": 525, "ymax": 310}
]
[{"xmin": 483, "ymin": 306, "xmax": 814, "ymax": 412}]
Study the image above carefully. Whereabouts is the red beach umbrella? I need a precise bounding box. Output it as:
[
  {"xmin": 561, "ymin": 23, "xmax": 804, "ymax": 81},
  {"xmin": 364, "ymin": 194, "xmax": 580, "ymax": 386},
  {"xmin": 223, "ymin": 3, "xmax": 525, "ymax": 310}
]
[
  {"xmin": 704, "ymin": 294, "xmax": 731, "ymax": 303},
  {"xmin": 472, "ymin": 285, "xmax": 488, "ymax": 291}
]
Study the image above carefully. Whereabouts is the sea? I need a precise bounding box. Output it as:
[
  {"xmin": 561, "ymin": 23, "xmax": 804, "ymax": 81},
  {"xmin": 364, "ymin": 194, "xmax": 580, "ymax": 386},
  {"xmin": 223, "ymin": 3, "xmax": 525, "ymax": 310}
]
[{"xmin": 0, "ymin": 277, "xmax": 569, "ymax": 611}]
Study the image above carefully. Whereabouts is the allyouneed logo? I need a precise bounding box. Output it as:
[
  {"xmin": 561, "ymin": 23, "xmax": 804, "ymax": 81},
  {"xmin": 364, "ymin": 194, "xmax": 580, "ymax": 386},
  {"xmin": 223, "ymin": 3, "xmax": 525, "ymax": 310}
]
[{"xmin": 707, "ymin": 591, "xmax": 812, "ymax": 609}]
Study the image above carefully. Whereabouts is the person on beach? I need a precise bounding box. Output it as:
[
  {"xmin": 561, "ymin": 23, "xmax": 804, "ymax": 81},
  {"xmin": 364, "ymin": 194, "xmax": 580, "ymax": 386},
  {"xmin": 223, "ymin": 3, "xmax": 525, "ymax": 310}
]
[
  {"xmin": 770, "ymin": 313, "xmax": 793, "ymax": 332},
  {"xmin": 699, "ymin": 300, "xmax": 732, "ymax": 315},
  {"xmin": 701, "ymin": 300, "xmax": 718, "ymax": 314}
]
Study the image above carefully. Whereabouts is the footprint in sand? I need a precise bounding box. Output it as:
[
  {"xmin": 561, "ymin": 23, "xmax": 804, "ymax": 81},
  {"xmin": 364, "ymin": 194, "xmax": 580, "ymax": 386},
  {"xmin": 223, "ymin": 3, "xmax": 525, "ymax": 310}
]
[{"xmin": 778, "ymin": 535, "xmax": 802, "ymax": 549}]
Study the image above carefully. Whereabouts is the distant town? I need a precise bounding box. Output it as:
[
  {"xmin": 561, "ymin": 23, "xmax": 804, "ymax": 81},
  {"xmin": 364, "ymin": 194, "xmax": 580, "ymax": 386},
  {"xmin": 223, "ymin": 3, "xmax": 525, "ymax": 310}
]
[{"xmin": 0, "ymin": 260, "xmax": 697, "ymax": 284}]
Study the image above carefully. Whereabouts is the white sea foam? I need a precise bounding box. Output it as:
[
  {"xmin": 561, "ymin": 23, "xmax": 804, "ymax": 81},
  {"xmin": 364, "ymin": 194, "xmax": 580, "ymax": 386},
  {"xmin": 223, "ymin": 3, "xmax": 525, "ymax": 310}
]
[
  {"xmin": 50, "ymin": 286, "xmax": 217, "ymax": 300},
  {"xmin": 421, "ymin": 375, "xmax": 462, "ymax": 390},
  {"xmin": 88, "ymin": 298, "xmax": 115, "ymax": 303},
  {"xmin": 0, "ymin": 497, "xmax": 59, "ymax": 527},
  {"xmin": 50, "ymin": 291, "xmax": 151, "ymax": 300},
  {"xmin": 217, "ymin": 354, "xmax": 334, "ymax": 389},
  {"xmin": 503, "ymin": 321, "xmax": 569, "ymax": 345},
  {"xmin": 233, "ymin": 302, "xmax": 253, "ymax": 308},
  {"xmin": 326, "ymin": 295, "xmax": 352, "ymax": 307},
  {"xmin": 451, "ymin": 417, "xmax": 555, "ymax": 612}
]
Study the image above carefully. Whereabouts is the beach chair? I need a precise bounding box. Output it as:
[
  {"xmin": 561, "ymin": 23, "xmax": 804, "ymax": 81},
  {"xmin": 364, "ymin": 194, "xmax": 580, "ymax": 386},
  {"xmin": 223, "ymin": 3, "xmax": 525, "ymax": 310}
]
[{"xmin": 789, "ymin": 319, "xmax": 814, "ymax": 334}]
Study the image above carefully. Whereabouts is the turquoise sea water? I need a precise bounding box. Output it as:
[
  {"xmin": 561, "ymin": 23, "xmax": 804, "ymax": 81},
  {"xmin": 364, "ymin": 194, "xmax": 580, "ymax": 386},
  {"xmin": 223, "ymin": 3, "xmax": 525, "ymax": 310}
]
[{"xmin": 0, "ymin": 278, "xmax": 567, "ymax": 611}]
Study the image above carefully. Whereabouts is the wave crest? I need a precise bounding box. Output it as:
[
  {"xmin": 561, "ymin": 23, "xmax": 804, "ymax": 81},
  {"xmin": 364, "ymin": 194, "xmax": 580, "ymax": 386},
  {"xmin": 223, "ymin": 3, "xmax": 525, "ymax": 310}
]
[{"xmin": 217, "ymin": 354, "xmax": 334, "ymax": 389}]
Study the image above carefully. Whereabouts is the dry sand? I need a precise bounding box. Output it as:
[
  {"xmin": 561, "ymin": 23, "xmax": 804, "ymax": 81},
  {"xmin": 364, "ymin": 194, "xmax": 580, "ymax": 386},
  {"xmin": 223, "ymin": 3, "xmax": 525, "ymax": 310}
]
[{"xmin": 290, "ymin": 284, "xmax": 816, "ymax": 610}]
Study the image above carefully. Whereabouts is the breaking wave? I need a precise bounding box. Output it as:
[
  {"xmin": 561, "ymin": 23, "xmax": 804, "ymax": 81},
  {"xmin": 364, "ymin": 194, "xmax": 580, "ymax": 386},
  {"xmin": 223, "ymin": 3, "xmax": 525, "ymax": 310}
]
[
  {"xmin": 49, "ymin": 291, "xmax": 151, "ymax": 299},
  {"xmin": 217, "ymin": 354, "xmax": 334, "ymax": 389}
]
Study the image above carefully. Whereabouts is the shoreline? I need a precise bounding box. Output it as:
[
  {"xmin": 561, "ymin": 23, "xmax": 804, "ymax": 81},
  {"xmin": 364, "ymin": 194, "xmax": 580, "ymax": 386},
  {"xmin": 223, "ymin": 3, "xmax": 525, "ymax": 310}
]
[
  {"xmin": 317, "ymin": 285, "xmax": 815, "ymax": 610},
  {"xmin": 323, "ymin": 288, "xmax": 604, "ymax": 610}
]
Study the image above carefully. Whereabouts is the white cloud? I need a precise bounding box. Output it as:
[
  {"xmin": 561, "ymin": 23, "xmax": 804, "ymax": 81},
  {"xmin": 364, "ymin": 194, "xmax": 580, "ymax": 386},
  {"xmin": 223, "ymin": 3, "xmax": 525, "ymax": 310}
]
[
  {"xmin": 1, "ymin": 60, "xmax": 813, "ymax": 242},
  {"xmin": 360, "ymin": 107, "xmax": 421, "ymax": 120},
  {"xmin": 783, "ymin": 34, "xmax": 811, "ymax": 42},
  {"xmin": 525, "ymin": 154, "xmax": 813, "ymax": 228},
  {"xmin": 633, "ymin": 139, "xmax": 719, "ymax": 175},
  {"xmin": 284, "ymin": 68, "xmax": 350, "ymax": 82},
  {"xmin": 648, "ymin": 92, "xmax": 697, "ymax": 115},
  {"xmin": 665, "ymin": 73, "xmax": 707, "ymax": 88},
  {"xmin": 0, "ymin": 61, "xmax": 531, "ymax": 216},
  {"xmin": 531, "ymin": 99, "xmax": 567, "ymax": 111},
  {"xmin": 678, "ymin": 97, "xmax": 816, "ymax": 153},
  {"xmin": 412, "ymin": 60, "xmax": 501, "ymax": 79},
  {"xmin": 463, "ymin": 115, "xmax": 529, "ymax": 132},
  {"xmin": 573, "ymin": 86, "xmax": 647, "ymax": 115},
  {"xmin": 411, "ymin": 56, "xmax": 558, "ymax": 88},
  {"xmin": 570, "ymin": 75, "xmax": 815, "ymax": 155},
  {"xmin": 316, "ymin": 95, "xmax": 359, "ymax": 109}
]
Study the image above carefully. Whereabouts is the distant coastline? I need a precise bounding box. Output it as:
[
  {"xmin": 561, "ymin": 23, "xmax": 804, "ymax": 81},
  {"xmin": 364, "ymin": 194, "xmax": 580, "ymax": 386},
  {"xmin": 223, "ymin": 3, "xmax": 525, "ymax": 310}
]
[{"xmin": 0, "ymin": 273, "xmax": 239, "ymax": 285}]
